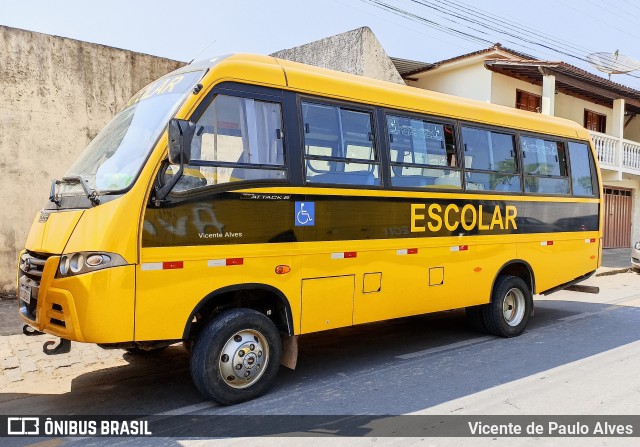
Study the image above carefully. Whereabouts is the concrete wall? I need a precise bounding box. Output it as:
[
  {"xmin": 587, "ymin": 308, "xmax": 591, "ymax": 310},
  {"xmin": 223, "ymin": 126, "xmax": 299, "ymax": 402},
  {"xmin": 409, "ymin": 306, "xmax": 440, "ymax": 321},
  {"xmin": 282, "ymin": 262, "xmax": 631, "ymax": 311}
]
[
  {"xmin": 0, "ymin": 25, "xmax": 184, "ymax": 293},
  {"xmin": 409, "ymin": 60, "xmax": 493, "ymax": 102},
  {"xmin": 271, "ymin": 27, "xmax": 404, "ymax": 84}
]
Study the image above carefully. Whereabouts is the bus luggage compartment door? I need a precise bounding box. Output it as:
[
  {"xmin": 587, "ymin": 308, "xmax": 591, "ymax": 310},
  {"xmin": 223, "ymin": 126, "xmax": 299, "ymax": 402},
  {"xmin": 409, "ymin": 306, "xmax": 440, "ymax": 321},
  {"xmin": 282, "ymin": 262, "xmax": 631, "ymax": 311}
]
[{"xmin": 301, "ymin": 275, "xmax": 354, "ymax": 333}]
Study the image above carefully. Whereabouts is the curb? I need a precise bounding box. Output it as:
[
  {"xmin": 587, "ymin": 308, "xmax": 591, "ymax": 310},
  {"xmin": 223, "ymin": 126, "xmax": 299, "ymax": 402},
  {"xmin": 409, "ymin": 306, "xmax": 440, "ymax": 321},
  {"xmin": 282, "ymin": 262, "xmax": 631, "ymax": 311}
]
[{"xmin": 595, "ymin": 268, "xmax": 632, "ymax": 277}]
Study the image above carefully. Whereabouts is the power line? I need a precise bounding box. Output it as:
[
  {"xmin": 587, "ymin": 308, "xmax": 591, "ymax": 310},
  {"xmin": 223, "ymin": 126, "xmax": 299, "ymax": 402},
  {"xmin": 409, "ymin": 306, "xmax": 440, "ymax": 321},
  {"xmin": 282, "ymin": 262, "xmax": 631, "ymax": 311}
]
[
  {"xmin": 331, "ymin": 0, "xmax": 477, "ymax": 54},
  {"xmin": 358, "ymin": 0, "xmax": 640, "ymax": 89},
  {"xmin": 361, "ymin": 0, "xmax": 495, "ymax": 46},
  {"xmin": 556, "ymin": 0, "xmax": 640, "ymax": 43},
  {"xmin": 620, "ymin": 0, "xmax": 640, "ymax": 13},
  {"xmin": 442, "ymin": 0, "xmax": 595, "ymax": 57},
  {"xmin": 412, "ymin": 0, "xmax": 640, "ymax": 73},
  {"xmin": 589, "ymin": 0, "xmax": 640, "ymax": 26}
]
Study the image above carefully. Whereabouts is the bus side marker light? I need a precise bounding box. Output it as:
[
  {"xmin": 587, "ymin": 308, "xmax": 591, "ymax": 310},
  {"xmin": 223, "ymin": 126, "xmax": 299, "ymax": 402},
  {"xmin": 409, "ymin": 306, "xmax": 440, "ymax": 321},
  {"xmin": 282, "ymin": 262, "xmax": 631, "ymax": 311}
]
[
  {"xmin": 541, "ymin": 241, "xmax": 554, "ymax": 246},
  {"xmin": 590, "ymin": 255, "xmax": 596, "ymax": 259},
  {"xmin": 397, "ymin": 248, "xmax": 418, "ymax": 255},
  {"xmin": 474, "ymin": 267, "xmax": 482, "ymax": 272},
  {"xmin": 275, "ymin": 265, "xmax": 291, "ymax": 274},
  {"xmin": 450, "ymin": 245, "xmax": 468, "ymax": 252},
  {"xmin": 585, "ymin": 238, "xmax": 596, "ymax": 243},
  {"xmin": 331, "ymin": 252, "xmax": 357, "ymax": 259}
]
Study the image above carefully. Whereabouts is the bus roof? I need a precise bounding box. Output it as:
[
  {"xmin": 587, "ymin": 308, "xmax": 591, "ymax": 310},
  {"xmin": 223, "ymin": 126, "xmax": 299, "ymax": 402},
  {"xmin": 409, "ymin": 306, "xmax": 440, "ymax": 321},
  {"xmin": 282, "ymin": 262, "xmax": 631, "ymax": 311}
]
[{"xmin": 190, "ymin": 53, "xmax": 590, "ymax": 140}]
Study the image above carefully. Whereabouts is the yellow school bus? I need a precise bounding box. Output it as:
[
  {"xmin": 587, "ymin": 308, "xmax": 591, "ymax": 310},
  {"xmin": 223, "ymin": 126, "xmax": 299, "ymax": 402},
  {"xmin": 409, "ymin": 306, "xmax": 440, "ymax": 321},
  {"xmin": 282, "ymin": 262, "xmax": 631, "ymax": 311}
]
[{"xmin": 18, "ymin": 54, "xmax": 602, "ymax": 404}]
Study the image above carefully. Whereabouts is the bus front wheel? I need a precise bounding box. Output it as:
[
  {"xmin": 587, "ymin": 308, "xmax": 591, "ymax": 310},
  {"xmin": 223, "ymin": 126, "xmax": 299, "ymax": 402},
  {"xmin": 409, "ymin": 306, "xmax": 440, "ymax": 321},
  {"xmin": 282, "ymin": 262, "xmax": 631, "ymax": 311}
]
[
  {"xmin": 190, "ymin": 308, "xmax": 282, "ymax": 405},
  {"xmin": 482, "ymin": 275, "xmax": 532, "ymax": 337}
]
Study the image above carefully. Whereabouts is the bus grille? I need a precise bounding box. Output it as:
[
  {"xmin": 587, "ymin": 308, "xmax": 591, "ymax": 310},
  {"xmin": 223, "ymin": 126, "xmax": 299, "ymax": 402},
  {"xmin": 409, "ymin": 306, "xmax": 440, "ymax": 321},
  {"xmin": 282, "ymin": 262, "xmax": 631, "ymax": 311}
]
[{"xmin": 18, "ymin": 251, "xmax": 50, "ymax": 321}]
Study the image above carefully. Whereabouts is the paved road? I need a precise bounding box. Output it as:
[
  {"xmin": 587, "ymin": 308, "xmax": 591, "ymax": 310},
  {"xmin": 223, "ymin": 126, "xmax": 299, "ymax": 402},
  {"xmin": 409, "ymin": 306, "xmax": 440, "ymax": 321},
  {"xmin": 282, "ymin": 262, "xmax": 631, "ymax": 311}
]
[
  {"xmin": 601, "ymin": 248, "xmax": 632, "ymax": 269},
  {"xmin": 0, "ymin": 300, "xmax": 21, "ymax": 336},
  {"xmin": 1, "ymin": 271, "xmax": 639, "ymax": 446}
]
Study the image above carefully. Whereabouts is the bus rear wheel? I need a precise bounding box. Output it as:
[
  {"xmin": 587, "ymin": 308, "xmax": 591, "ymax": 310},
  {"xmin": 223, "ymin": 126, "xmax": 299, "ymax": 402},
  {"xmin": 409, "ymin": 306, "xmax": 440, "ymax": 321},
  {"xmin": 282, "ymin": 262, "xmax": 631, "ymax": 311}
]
[
  {"xmin": 481, "ymin": 275, "xmax": 532, "ymax": 337},
  {"xmin": 190, "ymin": 308, "xmax": 282, "ymax": 405}
]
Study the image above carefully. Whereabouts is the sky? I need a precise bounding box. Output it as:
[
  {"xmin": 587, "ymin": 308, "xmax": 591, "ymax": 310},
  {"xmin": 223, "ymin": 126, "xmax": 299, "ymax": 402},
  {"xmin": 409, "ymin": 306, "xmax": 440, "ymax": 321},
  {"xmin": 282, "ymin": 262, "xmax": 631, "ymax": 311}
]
[{"xmin": 3, "ymin": 0, "xmax": 640, "ymax": 89}]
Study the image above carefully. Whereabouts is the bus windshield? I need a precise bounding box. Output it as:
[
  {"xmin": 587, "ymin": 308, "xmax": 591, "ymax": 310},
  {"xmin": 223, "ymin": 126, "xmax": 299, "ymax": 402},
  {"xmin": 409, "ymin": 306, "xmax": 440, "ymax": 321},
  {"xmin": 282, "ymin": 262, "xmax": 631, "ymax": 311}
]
[{"xmin": 62, "ymin": 69, "xmax": 204, "ymax": 195}]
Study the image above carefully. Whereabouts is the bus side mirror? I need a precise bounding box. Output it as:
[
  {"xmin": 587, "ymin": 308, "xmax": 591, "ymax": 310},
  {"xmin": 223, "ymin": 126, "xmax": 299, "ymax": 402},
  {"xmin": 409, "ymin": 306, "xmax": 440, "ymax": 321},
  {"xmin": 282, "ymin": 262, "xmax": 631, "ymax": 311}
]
[{"xmin": 168, "ymin": 118, "xmax": 195, "ymax": 165}]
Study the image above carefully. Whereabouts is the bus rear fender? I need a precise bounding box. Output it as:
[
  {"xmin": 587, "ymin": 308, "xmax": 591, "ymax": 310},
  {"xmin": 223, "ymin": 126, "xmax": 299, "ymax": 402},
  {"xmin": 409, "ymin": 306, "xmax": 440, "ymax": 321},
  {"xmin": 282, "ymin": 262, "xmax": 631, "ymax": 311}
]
[{"xmin": 492, "ymin": 260, "xmax": 536, "ymax": 298}]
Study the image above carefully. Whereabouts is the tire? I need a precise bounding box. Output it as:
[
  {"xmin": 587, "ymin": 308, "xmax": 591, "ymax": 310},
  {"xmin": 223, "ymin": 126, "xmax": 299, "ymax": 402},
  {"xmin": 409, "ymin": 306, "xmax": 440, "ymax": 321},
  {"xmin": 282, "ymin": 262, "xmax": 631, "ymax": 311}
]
[
  {"xmin": 481, "ymin": 275, "xmax": 532, "ymax": 337},
  {"xmin": 465, "ymin": 305, "xmax": 488, "ymax": 333},
  {"xmin": 190, "ymin": 308, "xmax": 282, "ymax": 405}
]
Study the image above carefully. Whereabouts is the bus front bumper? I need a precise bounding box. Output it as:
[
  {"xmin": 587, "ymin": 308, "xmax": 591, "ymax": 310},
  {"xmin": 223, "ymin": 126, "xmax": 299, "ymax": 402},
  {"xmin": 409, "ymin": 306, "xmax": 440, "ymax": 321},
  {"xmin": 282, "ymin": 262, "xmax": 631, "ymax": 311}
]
[{"xmin": 18, "ymin": 251, "xmax": 135, "ymax": 344}]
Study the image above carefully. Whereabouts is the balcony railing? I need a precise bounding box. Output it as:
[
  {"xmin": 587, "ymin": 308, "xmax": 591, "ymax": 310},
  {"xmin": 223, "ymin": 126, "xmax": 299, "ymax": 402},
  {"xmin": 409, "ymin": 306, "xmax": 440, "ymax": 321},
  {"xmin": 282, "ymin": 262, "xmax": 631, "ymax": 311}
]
[
  {"xmin": 590, "ymin": 130, "xmax": 640, "ymax": 174},
  {"xmin": 623, "ymin": 139, "xmax": 640, "ymax": 171},
  {"xmin": 590, "ymin": 131, "xmax": 617, "ymax": 167}
]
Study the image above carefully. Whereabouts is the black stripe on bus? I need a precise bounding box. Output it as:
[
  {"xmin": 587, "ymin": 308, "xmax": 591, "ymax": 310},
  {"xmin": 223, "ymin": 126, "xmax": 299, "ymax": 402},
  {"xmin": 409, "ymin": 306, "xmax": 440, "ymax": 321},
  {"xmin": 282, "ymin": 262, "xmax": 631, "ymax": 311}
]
[{"xmin": 142, "ymin": 192, "xmax": 598, "ymax": 247}]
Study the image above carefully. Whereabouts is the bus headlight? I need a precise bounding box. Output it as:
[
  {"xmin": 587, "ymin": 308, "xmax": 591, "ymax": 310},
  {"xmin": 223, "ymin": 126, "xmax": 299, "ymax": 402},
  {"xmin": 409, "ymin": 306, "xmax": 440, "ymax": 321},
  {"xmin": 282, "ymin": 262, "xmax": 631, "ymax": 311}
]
[
  {"xmin": 635, "ymin": 242, "xmax": 640, "ymax": 250},
  {"xmin": 57, "ymin": 252, "xmax": 127, "ymax": 277}
]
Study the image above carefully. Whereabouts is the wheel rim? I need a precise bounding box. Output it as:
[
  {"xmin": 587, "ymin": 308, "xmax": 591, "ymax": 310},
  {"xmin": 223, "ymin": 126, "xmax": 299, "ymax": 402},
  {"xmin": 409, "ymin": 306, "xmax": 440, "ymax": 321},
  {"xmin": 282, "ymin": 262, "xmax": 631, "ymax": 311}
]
[
  {"xmin": 218, "ymin": 329, "xmax": 269, "ymax": 389},
  {"xmin": 502, "ymin": 287, "xmax": 526, "ymax": 327}
]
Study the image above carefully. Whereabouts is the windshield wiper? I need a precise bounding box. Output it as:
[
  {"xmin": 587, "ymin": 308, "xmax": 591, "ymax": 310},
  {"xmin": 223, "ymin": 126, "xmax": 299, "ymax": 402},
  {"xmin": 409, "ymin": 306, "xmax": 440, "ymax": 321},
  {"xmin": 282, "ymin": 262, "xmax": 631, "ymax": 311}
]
[{"xmin": 60, "ymin": 175, "xmax": 101, "ymax": 206}]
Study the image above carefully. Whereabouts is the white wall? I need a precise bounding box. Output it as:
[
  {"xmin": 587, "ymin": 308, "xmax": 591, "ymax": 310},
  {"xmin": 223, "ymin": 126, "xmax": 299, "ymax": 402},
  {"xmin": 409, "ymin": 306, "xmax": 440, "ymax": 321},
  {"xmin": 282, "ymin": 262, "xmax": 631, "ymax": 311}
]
[
  {"xmin": 409, "ymin": 60, "xmax": 492, "ymax": 102},
  {"xmin": 623, "ymin": 116, "xmax": 640, "ymax": 142},
  {"xmin": 555, "ymin": 94, "xmax": 612, "ymax": 133},
  {"xmin": 490, "ymin": 72, "xmax": 542, "ymax": 108}
]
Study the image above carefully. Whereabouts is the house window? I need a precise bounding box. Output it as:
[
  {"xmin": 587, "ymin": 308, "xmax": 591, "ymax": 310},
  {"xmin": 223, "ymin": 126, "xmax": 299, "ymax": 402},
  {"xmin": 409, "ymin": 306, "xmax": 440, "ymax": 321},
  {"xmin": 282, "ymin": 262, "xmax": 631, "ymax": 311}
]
[
  {"xmin": 584, "ymin": 109, "xmax": 606, "ymax": 133},
  {"xmin": 516, "ymin": 90, "xmax": 541, "ymax": 113}
]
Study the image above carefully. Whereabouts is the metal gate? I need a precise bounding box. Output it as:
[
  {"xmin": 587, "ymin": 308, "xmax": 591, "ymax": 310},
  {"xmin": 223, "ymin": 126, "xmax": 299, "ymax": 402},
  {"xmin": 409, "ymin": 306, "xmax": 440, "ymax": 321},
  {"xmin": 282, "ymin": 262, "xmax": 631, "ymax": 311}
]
[{"xmin": 603, "ymin": 187, "xmax": 632, "ymax": 248}]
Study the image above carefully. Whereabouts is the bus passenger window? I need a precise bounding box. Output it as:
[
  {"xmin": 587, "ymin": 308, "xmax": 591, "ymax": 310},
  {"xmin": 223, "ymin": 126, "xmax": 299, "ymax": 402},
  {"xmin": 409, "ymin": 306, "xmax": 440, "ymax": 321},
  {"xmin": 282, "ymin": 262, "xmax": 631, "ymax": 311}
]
[
  {"xmin": 302, "ymin": 102, "xmax": 380, "ymax": 186},
  {"xmin": 568, "ymin": 142, "xmax": 597, "ymax": 197},
  {"xmin": 521, "ymin": 136, "xmax": 569, "ymax": 195},
  {"xmin": 168, "ymin": 94, "xmax": 287, "ymax": 192},
  {"xmin": 386, "ymin": 115, "xmax": 460, "ymax": 189},
  {"xmin": 460, "ymin": 127, "xmax": 520, "ymax": 192}
]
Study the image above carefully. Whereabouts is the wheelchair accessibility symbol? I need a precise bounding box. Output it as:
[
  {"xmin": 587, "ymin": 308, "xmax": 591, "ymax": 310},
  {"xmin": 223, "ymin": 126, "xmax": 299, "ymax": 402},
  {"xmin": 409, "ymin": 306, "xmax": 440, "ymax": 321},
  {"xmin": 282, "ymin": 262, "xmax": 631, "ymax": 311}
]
[{"xmin": 295, "ymin": 202, "xmax": 315, "ymax": 226}]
